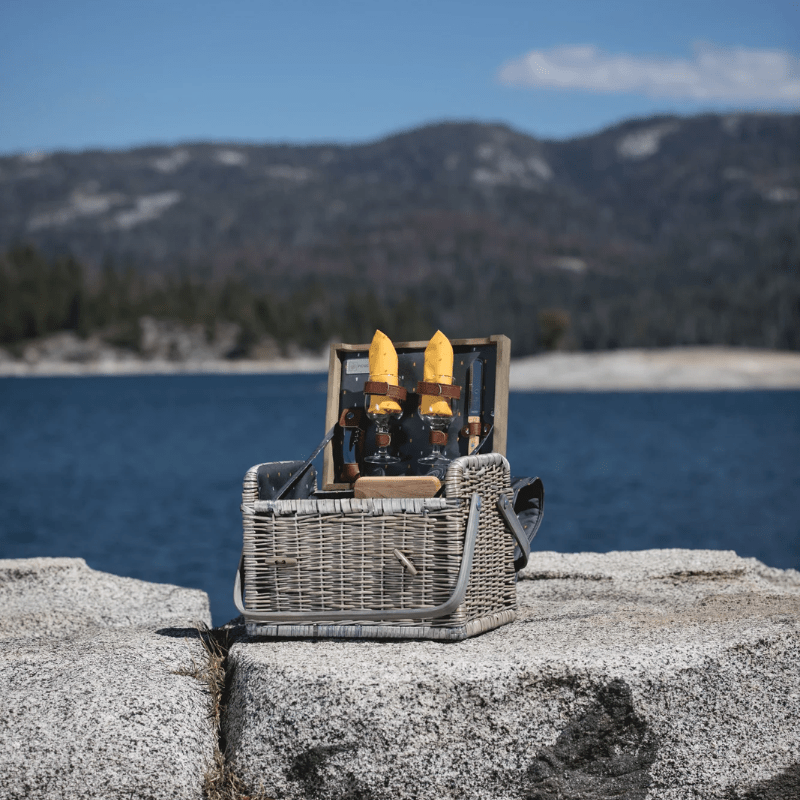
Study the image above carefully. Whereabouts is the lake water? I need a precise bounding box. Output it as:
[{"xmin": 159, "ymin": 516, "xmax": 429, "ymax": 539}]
[{"xmin": 1, "ymin": 374, "xmax": 798, "ymax": 625}]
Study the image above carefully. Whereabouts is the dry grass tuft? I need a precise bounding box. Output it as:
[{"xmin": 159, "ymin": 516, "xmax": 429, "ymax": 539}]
[
  {"xmin": 203, "ymin": 744, "xmax": 261, "ymax": 800},
  {"xmin": 177, "ymin": 623, "xmax": 272, "ymax": 800}
]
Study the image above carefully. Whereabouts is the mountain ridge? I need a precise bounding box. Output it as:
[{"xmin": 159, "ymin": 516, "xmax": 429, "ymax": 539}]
[{"xmin": 2, "ymin": 112, "xmax": 798, "ymax": 353}]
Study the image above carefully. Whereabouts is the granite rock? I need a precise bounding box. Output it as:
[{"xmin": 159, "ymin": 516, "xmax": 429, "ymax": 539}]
[
  {"xmin": 0, "ymin": 627, "xmax": 216, "ymax": 800},
  {"xmin": 0, "ymin": 557, "xmax": 210, "ymax": 639},
  {"xmin": 223, "ymin": 549, "xmax": 800, "ymax": 800},
  {"xmin": 0, "ymin": 558, "xmax": 216, "ymax": 799}
]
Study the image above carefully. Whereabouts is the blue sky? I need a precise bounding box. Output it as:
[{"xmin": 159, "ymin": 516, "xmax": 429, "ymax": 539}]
[{"xmin": 1, "ymin": 0, "xmax": 798, "ymax": 155}]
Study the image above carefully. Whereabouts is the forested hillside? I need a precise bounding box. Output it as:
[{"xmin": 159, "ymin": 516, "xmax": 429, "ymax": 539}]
[{"xmin": 1, "ymin": 112, "xmax": 798, "ymax": 355}]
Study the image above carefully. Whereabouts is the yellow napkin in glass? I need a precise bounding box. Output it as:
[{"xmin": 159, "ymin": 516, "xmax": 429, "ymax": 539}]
[
  {"xmin": 420, "ymin": 330, "xmax": 454, "ymax": 416},
  {"xmin": 367, "ymin": 330, "xmax": 402, "ymax": 414}
]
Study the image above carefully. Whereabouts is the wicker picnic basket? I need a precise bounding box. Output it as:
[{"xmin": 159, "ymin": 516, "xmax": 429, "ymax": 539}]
[{"xmin": 233, "ymin": 335, "xmax": 544, "ymax": 640}]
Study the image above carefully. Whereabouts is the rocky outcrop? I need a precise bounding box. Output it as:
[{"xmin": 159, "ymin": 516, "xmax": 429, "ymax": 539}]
[
  {"xmin": 5, "ymin": 318, "xmax": 242, "ymax": 369},
  {"xmin": 223, "ymin": 550, "xmax": 800, "ymax": 799},
  {"xmin": 0, "ymin": 325, "xmax": 328, "ymax": 375},
  {"xmin": 14, "ymin": 330, "xmax": 139, "ymax": 367},
  {"xmin": 137, "ymin": 317, "xmax": 241, "ymax": 362},
  {"xmin": 2, "ymin": 552, "xmax": 798, "ymax": 800},
  {"xmin": 0, "ymin": 557, "xmax": 210, "ymax": 638},
  {"xmin": 1, "ymin": 627, "xmax": 217, "ymax": 800},
  {"xmin": 0, "ymin": 558, "xmax": 215, "ymax": 800}
]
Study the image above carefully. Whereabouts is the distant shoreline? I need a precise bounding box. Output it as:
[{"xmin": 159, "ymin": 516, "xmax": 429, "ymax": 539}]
[
  {"xmin": 509, "ymin": 347, "xmax": 800, "ymax": 391},
  {"xmin": 3, "ymin": 346, "xmax": 800, "ymax": 390},
  {"xmin": 0, "ymin": 355, "xmax": 330, "ymax": 378}
]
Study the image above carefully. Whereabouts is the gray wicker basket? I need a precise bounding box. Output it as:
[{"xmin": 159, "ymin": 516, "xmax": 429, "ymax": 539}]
[{"xmin": 234, "ymin": 452, "xmax": 521, "ymax": 640}]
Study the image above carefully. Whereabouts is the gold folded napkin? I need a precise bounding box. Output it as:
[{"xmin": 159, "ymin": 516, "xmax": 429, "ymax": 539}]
[
  {"xmin": 367, "ymin": 330, "xmax": 402, "ymax": 414},
  {"xmin": 420, "ymin": 330, "xmax": 454, "ymax": 416}
]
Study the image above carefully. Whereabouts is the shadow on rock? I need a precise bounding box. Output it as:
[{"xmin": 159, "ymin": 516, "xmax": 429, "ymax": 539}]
[
  {"xmin": 287, "ymin": 743, "xmax": 370, "ymax": 800},
  {"xmin": 524, "ymin": 678, "xmax": 657, "ymax": 800},
  {"xmin": 155, "ymin": 626, "xmax": 204, "ymax": 639},
  {"xmin": 727, "ymin": 762, "xmax": 800, "ymax": 800}
]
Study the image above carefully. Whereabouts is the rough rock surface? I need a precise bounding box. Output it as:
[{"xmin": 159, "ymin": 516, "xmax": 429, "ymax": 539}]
[
  {"xmin": 0, "ymin": 628, "xmax": 216, "ymax": 800},
  {"xmin": 224, "ymin": 549, "xmax": 800, "ymax": 800},
  {"xmin": 0, "ymin": 558, "xmax": 215, "ymax": 800},
  {"xmin": 0, "ymin": 557, "xmax": 210, "ymax": 639}
]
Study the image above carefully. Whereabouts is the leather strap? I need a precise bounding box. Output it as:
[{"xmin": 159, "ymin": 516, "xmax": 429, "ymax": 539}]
[
  {"xmin": 341, "ymin": 463, "xmax": 361, "ymax": 482},
  {"xmin": 364, "ymin": 382, "xmax": 408, "ymax": 401},
  {"xmin": 461, "ymin": 421, "xmax": 482, "ymax": 437},
  {"xmin": 469, "ymin": 422, "xmax": 493, "ymax": 456},
  {"xmin": 339, "ymin": 407, "xmax": 365, "ymax": 428},
  {"xmin": 429, "ymin": 429, "xmax": 448, "ymax": 446},
  {"xmin": 415, "ymin": 381, "xmax": 461, "ymax": 399}
]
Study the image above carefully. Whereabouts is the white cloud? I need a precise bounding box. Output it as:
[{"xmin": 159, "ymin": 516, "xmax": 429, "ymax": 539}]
[{"xmin": 498, "ymin": 42, "xmax": 800, "ymax": 103}]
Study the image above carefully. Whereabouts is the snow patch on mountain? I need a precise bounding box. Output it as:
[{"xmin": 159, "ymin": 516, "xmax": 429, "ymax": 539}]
[
  {"xmin": 114, "ymin": 192, "xmax": 182, "ymax": 229},
  {"xmin": 28, "ymin": 189, "xmax": 126, "ymax": 230},
  {"xmin": 472, "ymin": 142, "xmax": 553, "ymax": 188},
  {"xmin": 617, "ymin": 123, "xmax": 679, "ymax": 160},
  {"xmin": 152, "ymin": 149, "xmax": 191, "ymax": 173},
  {"xmin": 215, "ymin": 149, "xmax": 247, "ymax": 167}
]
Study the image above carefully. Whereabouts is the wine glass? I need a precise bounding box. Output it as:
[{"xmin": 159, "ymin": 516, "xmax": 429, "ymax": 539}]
[
  {"xmin": 417, "ymin": 396, "xmax": 455, "ymax": 478},
  {"xmin": 364, "ymin": 394, "xmax": 402, "ymax": 466}
]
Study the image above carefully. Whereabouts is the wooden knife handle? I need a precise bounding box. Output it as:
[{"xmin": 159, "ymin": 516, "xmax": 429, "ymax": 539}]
[{"xmin": 353, "ymin": 476, "xmax": 442, "ymax": 499}]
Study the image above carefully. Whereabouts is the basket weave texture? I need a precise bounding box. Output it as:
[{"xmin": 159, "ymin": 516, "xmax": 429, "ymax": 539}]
[{"xmin": 240, "ymin": 453, "xmax": 517, "ymax": 640}]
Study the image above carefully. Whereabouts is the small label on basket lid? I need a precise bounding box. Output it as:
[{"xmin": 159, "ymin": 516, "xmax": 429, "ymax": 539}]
[{"xmin": 345, "ymin": 357, "xmax": 370, "ymax": 375}]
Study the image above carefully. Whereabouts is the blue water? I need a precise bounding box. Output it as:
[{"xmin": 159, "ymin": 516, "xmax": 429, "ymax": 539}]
[{"xmin": 1, "ymin": 375, "xmax": 798, "ymax": 625}]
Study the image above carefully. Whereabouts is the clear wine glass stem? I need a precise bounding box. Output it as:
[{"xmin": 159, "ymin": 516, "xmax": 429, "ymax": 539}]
[{"xmin": 364, "ymin": 412, "xmax": 400, "ymax": 465}]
